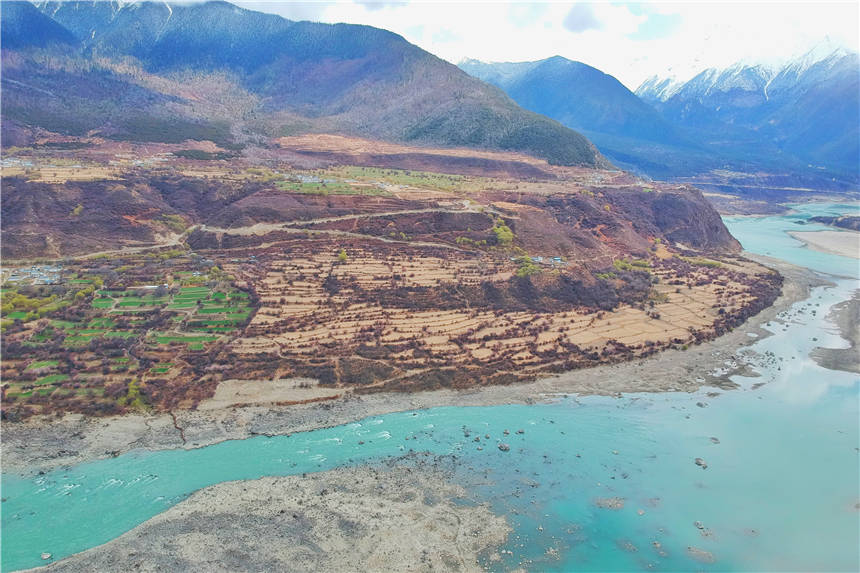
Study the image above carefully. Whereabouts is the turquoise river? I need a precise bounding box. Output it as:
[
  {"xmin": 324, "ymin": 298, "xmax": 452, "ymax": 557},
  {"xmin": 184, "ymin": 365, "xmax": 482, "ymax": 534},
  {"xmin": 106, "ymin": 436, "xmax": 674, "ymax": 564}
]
[{"xmin": 2, "ymin": 202, "xmax": 859, "ymax": 571}]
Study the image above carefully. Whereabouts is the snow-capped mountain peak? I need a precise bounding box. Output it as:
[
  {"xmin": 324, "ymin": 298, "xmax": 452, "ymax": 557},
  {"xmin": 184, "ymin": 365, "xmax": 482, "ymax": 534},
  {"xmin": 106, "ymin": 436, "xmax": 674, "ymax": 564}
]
[
  {"xmin": 638, "ymin": 41, "xmax": 857, "ymax": 105},
  {"xmin": 635, "ymin": 74, "xmax": 683, "ymax": 102}
]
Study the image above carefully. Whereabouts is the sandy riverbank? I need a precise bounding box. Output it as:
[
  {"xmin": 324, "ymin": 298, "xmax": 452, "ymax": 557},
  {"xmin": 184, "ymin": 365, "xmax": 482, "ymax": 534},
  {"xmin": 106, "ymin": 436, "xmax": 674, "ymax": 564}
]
[
  {"xmin": 29, "ymin": 456, "xmax": 509, "ymax": 573},
  {"xmin": 788, "ymin": 230, "xmax": 860, "ymax": 259},
  {"xmin": 1, "ymin": 254, "xmax": 825, "ymax": 476},
  {"xmin": 810, "ymin": 289, "xmax": 860, "ymax": 374}
]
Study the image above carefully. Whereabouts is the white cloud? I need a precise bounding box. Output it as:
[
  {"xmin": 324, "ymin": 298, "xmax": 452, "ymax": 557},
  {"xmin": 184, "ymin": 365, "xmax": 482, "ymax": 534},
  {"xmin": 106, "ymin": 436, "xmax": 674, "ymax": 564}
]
[
  {"xmin": 234, "ymin": 1, "xmax": 859, "ymax": 89},
  {"xmin": 563, "ymin": 4, "xmax": 602, "ymax": 33}
]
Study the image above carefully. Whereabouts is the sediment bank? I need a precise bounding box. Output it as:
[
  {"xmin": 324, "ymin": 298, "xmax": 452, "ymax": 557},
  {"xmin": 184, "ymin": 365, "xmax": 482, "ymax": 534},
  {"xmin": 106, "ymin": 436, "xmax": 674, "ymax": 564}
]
[
  {"xmin": 810, "ymin": 289, "xmax": 860, "ymax": 374},
  {"xmin": 28, "ymin": 456, "xmax": 509, "ymax": 573}
]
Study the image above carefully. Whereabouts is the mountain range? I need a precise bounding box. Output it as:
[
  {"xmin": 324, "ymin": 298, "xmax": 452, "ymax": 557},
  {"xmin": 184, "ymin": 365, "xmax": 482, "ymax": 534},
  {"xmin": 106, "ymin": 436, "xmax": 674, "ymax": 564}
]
[
  {"xmin": 460, "ymin": 56, "xmax": 682, "ymax": 145},
  {"xmin": 2, "ymin": 0, "xmax": 856, "ymax": 196},
  {"xmin": 461, "ymin": 48, "xmax": 859, "ymax": 191},
  {"xmin": 1, "ymin": 1, "xmax": 605, "ymax": 167},
  {"xmin": 637, "ymin": 46, "xmax": 859, "ymax": 175}
]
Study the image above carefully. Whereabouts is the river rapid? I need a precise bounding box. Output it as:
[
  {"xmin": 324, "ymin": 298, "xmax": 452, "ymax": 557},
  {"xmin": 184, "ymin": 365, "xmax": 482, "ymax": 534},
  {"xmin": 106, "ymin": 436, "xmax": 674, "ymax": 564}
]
[{"xmin": 2, "ymin": 203, "xmax": 858, "ymax": 572}]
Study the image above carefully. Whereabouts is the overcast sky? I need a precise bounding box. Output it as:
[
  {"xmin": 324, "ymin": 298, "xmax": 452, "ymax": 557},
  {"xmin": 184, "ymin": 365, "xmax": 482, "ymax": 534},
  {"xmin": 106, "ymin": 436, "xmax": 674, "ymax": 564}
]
[{"xmin": 233, "ymin": 1, "xmax": 859, "ymax": 90}]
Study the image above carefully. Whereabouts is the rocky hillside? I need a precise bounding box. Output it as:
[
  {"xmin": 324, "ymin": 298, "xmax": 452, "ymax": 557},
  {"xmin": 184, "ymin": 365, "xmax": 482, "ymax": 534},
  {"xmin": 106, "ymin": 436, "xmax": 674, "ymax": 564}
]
[{"xmin": 1, "ymin": 137, "xmax": 739, "ymax": 260}]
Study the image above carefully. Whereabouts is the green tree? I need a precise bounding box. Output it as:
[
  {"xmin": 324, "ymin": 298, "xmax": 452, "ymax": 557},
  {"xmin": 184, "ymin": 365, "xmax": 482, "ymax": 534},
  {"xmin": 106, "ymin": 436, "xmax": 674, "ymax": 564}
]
[
  {"xmin": 118, "ymin": 379, "xmax": 148, "ymax": 410},
  {"xmin": 492, "ymin": 220, "xmax": 514, "ymax": 246},
  {"xmin": 515, "ymin": 256, "xmax": 540, "ymax": 277}
]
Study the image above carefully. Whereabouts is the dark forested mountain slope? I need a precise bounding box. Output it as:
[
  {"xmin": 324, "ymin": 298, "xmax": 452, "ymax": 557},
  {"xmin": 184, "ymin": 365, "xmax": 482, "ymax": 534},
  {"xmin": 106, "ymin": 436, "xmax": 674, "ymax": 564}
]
[
  {"xmin": 1, "ymin": 1, "xmax": 606, "ymax": 167},
  {"xmin": 461, "ymin": 56, "xmax": 682, "ymax": 145},
  {"xmin": 1, "ymin": 1, "xmax": 77, "ymax": 49}
]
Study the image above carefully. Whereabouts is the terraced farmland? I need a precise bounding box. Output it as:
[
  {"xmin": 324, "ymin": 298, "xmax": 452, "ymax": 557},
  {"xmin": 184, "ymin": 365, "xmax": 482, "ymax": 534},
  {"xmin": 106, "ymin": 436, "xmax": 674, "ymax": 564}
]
[
  {"xmin": 218, "ymin": 235, "xmax": 781, "ymax": 394},
  {"xmin": 1, "ymin": 252, "xmax": 258, "ymax": 417}
]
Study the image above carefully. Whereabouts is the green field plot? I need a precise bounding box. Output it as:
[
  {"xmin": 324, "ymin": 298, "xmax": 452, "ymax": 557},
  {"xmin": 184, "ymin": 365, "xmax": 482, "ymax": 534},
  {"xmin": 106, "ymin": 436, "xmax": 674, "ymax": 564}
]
[
  {"xmin": 116, "ymin": 297, "xmax": 168, "ymax": 307},
  {"xmin": 88, "ymin": 318, "xmax": 116, "ymax": 328},
  {"xmin": 31, "ymin": 329, "xmax": 56, "ymax": 341},
  {"xmin": 76, "ymin": 387, "xmax": 104, "ymax": 397},
  {"xmin": 26, "ymin": 360, "xmax": 59, "ymax": 370},
  {"xmin": 225, "ymin": 312, "xmax": 251, "ymax": 320},
  {"xmin": 6, "ymin": 390, "xmax": 33, "ymax": 399},
  {"xmin": 6, "ymin": 311, "xmax": 28, "ymax": 319},
  {"xmin": 173, "ymin": 293, "xmax": 209, "ymax": 300},
  {"xmin": 75, "ymin": 329, "xmax": 107, "ymax": 336},
  {"xmin": 192, "ymin": 319, "xmax": 239, "ymax": 326},
  {"xmin": 166, "ymin": 301, "xmax": 198, "ymax": 309},
  {"xmin": 189, "ymin": 319, "xmax": 238, "ymax": 330},
  {"xmin": 34, "ymin": 374, "xmax": 69, "ymax": 385},
  {"xmin": 8, "ymin": 388, "xmax": 55, "ymax": 398},
  {"xmin": 178, "ymin": 287, "xmax": 210, "ymax": 294},
  {"xmin": 92, "ymin": 298, "xmax": 114, "ymax": 309},
  {"xmin": 51, "ymin": 388, "xmax": 78, "ymax": 398},
  {"xmin": 51, "ymin": 320, "xmax": 79, "ymax": 330},
  {"xmin": 323, "ymin": 166, "xmax": 474, "ymax": 192},
  {"xmin": 104, "ymin": 331, "xmax": 138, "ymax": 338},
  {"xmin": 150, "ymin": 363, "xmax": 175, "ymax": 374},
  {"xmin": 171, "ymin": 298, "xmax": 208, "ymax": 305},
  {"xmin": 197, "ymin": 307, "xmax": 231, "ymax": 314},
  {"xmin": 111, "ymin": 357, "xmax": 130, "ymax": 363},
  {"xmin": 155, "ymin": 334, "xmax": 218, "ymax": 344},
  {"xmin": 276, "ymin": 180, "xmax": 358, "ymax": 195}
]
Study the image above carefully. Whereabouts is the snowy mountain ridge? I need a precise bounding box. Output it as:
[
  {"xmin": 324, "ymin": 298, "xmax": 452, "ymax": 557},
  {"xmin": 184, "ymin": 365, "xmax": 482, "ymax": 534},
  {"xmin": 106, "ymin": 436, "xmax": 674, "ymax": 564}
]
[{"xmin": 637, "ymin": 43, "xmax": 857, "ymax": 103}]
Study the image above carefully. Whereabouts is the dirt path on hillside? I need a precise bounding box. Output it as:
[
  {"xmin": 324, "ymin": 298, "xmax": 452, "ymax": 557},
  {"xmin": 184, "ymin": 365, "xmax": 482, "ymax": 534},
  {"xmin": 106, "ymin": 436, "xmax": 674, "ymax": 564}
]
[
  {"xmin": 201, "ymin": 206, "xmax": 498, "ymax": 236},
  {"xmin": 3, "ymin": 227, "xmax": 200, "ymax": 266}
]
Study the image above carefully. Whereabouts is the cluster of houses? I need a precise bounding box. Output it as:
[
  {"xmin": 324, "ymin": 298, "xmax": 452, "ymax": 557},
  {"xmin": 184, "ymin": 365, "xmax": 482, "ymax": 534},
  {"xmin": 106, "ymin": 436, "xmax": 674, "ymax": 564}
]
[
  {"xmin": 1, "ymin": 157, "xmax": 35, "ymax": 169},
  {"xmin": 2, "ymin": 265, "xmax": 63, "ymax": 285},
  {"xmin": 230, "ymin": 254, "xmax": 259, "ymax": 265},
  {"xmin": 109, "ymin": 153, "xmax": 171, "ymax": 167},
  {"xmin": 511, "ymin": 256, "xmax": 568, "ymax": 266}
]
